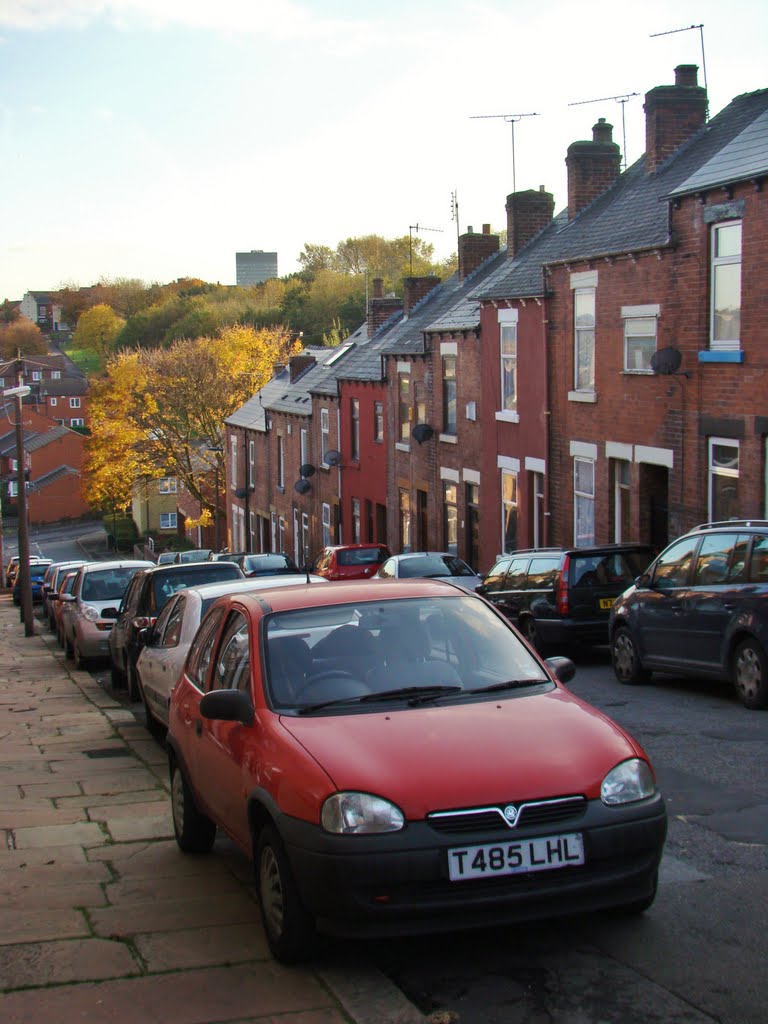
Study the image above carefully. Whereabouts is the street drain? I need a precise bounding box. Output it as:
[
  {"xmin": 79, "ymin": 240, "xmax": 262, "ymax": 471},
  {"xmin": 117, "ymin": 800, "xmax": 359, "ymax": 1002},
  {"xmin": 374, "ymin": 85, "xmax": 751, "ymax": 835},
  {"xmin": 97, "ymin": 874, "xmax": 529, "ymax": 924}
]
[{"xmin": 83, "ymin": 748, "xmax": 132, "ymax": 759}]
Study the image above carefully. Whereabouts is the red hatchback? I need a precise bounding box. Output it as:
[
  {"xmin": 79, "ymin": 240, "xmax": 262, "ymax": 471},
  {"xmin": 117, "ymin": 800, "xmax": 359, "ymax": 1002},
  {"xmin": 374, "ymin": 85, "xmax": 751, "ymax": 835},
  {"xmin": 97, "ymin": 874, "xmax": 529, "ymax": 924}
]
[
  {"xmin": 167, "ymin": 579, "xmax": 666, "ymax": 962},
  {"xmin": 309, "ymin": 543, "xmax": 391, "ymax": 580}
]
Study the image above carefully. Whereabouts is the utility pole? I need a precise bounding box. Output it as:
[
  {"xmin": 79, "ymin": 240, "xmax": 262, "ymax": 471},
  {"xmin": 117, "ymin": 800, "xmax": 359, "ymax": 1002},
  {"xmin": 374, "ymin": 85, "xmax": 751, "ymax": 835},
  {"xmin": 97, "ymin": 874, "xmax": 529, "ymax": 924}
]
[{"xmin": 13, "ymin": 352, "xmax": 34, "ymax": 636}]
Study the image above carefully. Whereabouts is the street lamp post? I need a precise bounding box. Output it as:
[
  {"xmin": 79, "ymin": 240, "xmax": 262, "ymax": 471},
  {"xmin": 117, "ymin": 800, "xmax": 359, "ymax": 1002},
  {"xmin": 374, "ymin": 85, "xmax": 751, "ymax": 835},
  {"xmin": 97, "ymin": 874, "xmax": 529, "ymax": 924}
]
[{"xmin": 4, "ymin": 376, "xmax": 33, "ymax": 636}]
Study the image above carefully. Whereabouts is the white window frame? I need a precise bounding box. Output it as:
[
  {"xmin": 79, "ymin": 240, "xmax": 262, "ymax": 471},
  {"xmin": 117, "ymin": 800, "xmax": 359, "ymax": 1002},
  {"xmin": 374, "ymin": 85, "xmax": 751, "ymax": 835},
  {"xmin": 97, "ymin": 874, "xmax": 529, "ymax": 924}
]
[
  {"xmin": 158, "ymin": 477, "xmax": 177, "ymax": 494},
  {"xmin": 321, "ymin": 502, "xmax": 332, "ymax": 546},
  {"xmin": 320, "ymin": 409, "xmax": 330, "ymax": 466},
  {"xmin": 574, "ymin": 287, "xmax": 596, "ymax": 392},
  {"xmin": 51, "ymin": 370, "xmax": 61, "ymax": 380},
  {"xmin": 302, "ymin": 512, "xmax": 310, "ymax": 563},
  {"xmin": 622, "ymin": 305, "xmax": 659, "ymax": 373},
  {"xmin": 50, "ymin": 397, "xmax": 57, "ymax": 406},
  {"xmin": 69, "ymin": 396, "xmax": 81, "ymax": 408},
  {"xmin": 230, "ymin": 437, "xmax": 237, "ymax": 489},
  {"xmin": 160, "ymin": 512, "xmax": 177, "ymax": 530},
  {"xmin": 710, "ymin": 221, "xmax": 741, "ymax": 350},
  {"xmin": 70, "ymin": 418, "xmax": 84, "ymax": 427},
  {"xmin": 352, "ymin": 498, "xmax": 361, "ymax": 543},
  {"xmin": 708, "ymin": 437, "xmax": 739, "ymax": 521},
  {"xmin": 351, "ymin": 399, "xmax": 360, "ymax": 461},
  {"xmin": 293, "ymin": 509, "xmax": 300, "ymax": 564},
  {"xmin": 573, "ymin": 457, "xmax": 595, "ymax": 547},
  {"xmin": 277, "ymin": 434, "xmax": 285, "ymax": 489},
  {"xmin": 501, "ymin": 469, "xmax": 518, "ymax": 555},
  {"xmin": 32, "ymin": 371, "xmax": 41, "ymax": 382},
  {"xmin": 500, "ymin": 322, "xmax": 517, "ymax": 412},
  {"xmin": 300, "ymin": 427, "xmax": 308, "ymax": 468},
  {"xmin": 249, "ymin": 440, "xmax": 255, "ymax": 487}
]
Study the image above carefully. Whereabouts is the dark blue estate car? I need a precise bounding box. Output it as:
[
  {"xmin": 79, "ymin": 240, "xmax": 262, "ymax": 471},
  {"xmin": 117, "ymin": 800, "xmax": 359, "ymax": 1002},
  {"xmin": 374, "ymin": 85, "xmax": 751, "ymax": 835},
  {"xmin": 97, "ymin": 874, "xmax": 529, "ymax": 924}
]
[
  {"xmin": 609, "ymin": 520, "xmax": 768, "ymax": 709},
  {"xmin": 13, "ymin": 560, "xmax": 54, "ymax": 605}
]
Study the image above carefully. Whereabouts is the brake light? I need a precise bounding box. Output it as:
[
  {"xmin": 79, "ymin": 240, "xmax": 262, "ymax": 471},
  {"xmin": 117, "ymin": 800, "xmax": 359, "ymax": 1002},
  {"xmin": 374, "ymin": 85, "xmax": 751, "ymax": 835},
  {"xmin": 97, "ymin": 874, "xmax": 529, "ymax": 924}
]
[{"xmin": 556, "ymin": 556, "xmax": 570, "ymax": 615}]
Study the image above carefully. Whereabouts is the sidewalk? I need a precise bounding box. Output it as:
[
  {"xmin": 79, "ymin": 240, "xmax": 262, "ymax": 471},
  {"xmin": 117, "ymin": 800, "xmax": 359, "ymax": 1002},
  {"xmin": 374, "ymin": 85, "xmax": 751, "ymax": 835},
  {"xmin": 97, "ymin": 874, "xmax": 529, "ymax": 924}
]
[{"xmin": 0, "ymin": 594, "xmax": 424, "ymax": 1024}]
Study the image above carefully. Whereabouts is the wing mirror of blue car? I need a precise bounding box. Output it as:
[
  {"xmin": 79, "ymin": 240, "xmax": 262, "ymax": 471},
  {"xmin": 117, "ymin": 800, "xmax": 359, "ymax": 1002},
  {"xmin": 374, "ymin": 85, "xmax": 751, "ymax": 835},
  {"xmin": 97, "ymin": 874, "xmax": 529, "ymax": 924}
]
[
  {"xmin": 545, "ymin": 656, "xmax": 576, "ymax": 685},
  {"xmin": 200, "ymin": 689, "xmax": 254, "ymax": 727}
]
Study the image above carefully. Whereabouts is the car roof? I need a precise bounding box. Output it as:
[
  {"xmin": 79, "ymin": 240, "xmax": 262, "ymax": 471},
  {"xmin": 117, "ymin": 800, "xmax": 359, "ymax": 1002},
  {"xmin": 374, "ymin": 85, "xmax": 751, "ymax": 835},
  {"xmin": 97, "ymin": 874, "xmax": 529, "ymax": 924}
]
[
  {"xmin": 178, "ymin": 574, "xmax": 328, "ymax": 603},
  {"xmin": 78, "ymin": 559, "xmax": 154, "ymax": 573},
  {"xmin": 213, "ymin": 577, "xmax": 471, "ymax": 615},
  {"xmin": 688, "ymin": 519, "xmax": 768, "ymax": 533},
  {"xmin": 139, "ymin": 561, "xmax": 243, "ymax": 577},
  {"xmin": 326, "ymin": 543, "xmax": 389, "ymax": 551}
]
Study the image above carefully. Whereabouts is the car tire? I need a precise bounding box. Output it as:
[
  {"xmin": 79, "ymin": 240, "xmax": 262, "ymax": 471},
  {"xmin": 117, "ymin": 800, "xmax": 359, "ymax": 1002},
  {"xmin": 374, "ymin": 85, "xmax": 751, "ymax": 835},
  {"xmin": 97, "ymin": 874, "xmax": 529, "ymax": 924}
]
[
  {"xmin": 256, "ymin": 824, "xmax": 314, "ymax": 963},
  {"xmin": 611, "ymin": 627, "xmax": 651, "ymax": 685},
  {"xmin": 127, "ymin": 661, "xmax": 141, "ymax": 702},
  {"xmin": 732, "ymin": 637, "xmax": 768, "ymax": 710},
  {"xmin": 520, "ymin": 616, "xmax": 543, "ymax": 653},
  {"xmin": 170, "ymin": 761, "xmax": 216, "ymax": 854}
]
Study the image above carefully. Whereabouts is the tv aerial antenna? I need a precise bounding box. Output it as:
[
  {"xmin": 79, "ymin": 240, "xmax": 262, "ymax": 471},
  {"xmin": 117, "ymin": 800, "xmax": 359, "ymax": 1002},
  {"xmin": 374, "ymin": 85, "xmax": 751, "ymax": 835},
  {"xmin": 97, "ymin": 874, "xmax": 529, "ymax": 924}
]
[
  {"xmin": 470, "ymin": 111, "xmax": 539, "ymax": 193},
  {"xmin": 568, "ymin": 92, "xmax": 640, "ymax": 171},
  {"xmin": 451, "ymin": 190, "xmax": 460, "ymax": 248},
  {"xmin": 409, "ymin": 223, "xmax": 443, "ymax": 274},
  {"xmin": 650, "ymin": 23, "xmax": 708, "ymax": 118}
]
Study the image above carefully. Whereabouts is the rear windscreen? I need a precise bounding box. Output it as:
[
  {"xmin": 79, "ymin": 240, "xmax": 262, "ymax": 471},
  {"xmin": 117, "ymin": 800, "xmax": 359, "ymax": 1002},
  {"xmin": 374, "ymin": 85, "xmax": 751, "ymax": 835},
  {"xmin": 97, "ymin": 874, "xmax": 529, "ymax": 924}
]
[
  {"xmin": 571, "ymin": 551, "xmax": 651, "ymax": 588},
  {"xmin": 337, "ymin": 547, "xmax": 388, "ymax": 566},
  {"xmin": 152, "ymin": 565, "xmax": 241, "ymax": 612}
]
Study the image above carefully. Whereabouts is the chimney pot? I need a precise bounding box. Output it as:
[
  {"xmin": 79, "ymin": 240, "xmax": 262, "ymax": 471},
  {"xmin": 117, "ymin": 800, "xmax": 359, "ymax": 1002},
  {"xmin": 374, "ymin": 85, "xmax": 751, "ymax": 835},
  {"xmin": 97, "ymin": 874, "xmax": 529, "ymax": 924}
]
[
  {"xmin": 372, "ymin": 277, "xmax": 384, "ymax": 299},
  {"xmin": 482, "ymin": 223, "xmax": 491, "ymax": 234},
  {"xmin": 675, "ymin": 64, "xmax": 699, "ymax": 87},
  {"xmin": 458, "ymin": 225, "xmax": 500, "ymax": 280}
]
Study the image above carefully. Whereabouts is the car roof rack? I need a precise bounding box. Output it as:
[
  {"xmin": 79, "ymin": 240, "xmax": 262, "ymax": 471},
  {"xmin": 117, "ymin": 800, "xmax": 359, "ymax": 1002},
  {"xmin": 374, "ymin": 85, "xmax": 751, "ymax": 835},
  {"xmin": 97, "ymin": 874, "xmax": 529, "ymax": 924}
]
[{"xmin": 693, "ymin": 520, "xmax": 768, "ymax": 531}]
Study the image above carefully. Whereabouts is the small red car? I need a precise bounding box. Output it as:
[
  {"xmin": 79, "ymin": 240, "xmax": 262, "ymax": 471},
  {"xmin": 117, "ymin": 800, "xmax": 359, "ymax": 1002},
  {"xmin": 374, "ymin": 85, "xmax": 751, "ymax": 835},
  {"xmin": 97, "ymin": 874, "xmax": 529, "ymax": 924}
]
[
  {"xmin": 167, "ymin": 579, "xmax": 666, "ymax": 962},
  {"xmin": 309, "ymin": 543, "xmax": 391, "ymax": 580}
]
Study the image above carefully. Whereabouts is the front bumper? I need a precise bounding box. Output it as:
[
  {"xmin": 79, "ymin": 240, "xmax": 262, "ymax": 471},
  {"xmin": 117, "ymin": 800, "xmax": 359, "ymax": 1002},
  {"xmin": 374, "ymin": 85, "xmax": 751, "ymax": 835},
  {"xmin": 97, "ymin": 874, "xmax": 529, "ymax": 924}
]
[
  {"xmin": 279, "ymin": 793, "xmax": 667, "ymax": 938},
  {"xmin": 75, "ymin": 622, "xmax": 113, "ymax": 659}
]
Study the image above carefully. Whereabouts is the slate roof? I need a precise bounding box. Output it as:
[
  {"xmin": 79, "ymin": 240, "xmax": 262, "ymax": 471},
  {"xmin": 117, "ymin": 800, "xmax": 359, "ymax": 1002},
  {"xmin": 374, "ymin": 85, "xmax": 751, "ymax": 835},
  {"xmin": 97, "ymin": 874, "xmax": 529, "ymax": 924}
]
[
  {"xmin": 29, "ymin": 465, "xmax": 79, "ymax": 491},
  {"xmin": 475, "ymin": 87, "xmax": 768, "ymax": 301},
  {"xmin": 225, "ymin": 346, "xmax": 340, "ymax": 429},
  {"xmin": 24, "ymin": 425, "xmax": 75, "ymax": 452},
  {"xmin": 670, "ymin": 105, "xmax": 768, "ymax": 196}
]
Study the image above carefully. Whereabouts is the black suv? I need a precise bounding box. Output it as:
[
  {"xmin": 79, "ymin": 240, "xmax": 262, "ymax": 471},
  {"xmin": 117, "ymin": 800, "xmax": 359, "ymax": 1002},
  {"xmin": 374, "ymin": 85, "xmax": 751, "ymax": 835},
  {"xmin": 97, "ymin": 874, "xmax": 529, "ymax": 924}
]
[
  {"xmin": 107, "ymin": 560, "xmax": 244, "ymax": 700},
  {"xmin": 477, "ymin": 544, "xmax": 654, "ymax": 654},
  {"xmin": 609, "ymin": 521, "xmax": 768, "ymax": 709}
]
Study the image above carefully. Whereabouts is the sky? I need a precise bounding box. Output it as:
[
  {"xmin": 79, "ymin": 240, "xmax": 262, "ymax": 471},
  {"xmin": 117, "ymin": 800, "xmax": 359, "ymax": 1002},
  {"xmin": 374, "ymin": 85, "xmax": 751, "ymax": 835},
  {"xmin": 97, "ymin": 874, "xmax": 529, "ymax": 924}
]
[{"xmin": 1, "ymin": 0, "xmax": 767, "ymax": 300}]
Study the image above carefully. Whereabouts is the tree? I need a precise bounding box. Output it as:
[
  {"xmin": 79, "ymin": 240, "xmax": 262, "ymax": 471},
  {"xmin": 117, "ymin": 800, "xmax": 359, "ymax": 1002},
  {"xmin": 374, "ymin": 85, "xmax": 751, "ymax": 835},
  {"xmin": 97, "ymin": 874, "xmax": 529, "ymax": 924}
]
[
  {"xmin": 72, "ymin": 304, "xmax": 125, "ymax": 356},
  {"xmin": 0, "ymin": 320, "xmax": 48, "ymax": 359},
  {"xmin": 0, "ymin": 299, "xmax": 20, "ymax": 324}
]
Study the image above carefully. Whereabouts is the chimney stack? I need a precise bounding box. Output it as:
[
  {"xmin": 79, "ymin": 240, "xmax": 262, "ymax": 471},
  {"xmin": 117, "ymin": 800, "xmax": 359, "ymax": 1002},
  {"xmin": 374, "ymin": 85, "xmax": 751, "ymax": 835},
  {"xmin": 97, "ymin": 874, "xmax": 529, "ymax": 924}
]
[
  {"xmin": 566, "ymin": 118, "xmax": 622, "ymax": 219},
  {"xmin": 506, "ymin": 187, "xmax": 555, "ymax": 258},
  {"xmin": 402, "ymin": 275, "xmax": 441, "ymax": 315},
  {"xmin": 458, "ymin": 224, "xmax": 499, "ymax": 280},
  {"xmin": 644, "ymin": 65, "xmax": 708, "ymax": 173},
  {"xmin": 367, "ymin": 277, "xmax": 403, "ymax": 337},
  {"xmin": 289, "ymin": 354, "xmax": 317, "ymax": 382}
]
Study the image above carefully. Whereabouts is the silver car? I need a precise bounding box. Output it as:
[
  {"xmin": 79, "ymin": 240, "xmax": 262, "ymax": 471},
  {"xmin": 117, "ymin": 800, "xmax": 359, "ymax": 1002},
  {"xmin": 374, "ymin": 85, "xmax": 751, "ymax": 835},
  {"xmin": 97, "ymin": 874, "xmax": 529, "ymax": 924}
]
[
  {"xmin": 136, "ymin": 574, "xmax": 327, "ymax": 736},
  {"xmin": 373, "ymin": 552, "xmax": 483, "ymax": 592},
  {"xmin": 59, "ymin": 559, "xmax": 154, "ymax": 668}
]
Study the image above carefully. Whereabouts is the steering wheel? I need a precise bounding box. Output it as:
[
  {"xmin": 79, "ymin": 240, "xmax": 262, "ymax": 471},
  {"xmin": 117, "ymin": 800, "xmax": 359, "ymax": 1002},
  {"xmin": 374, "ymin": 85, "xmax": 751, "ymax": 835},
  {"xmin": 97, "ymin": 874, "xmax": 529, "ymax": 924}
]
[{"xmin": 293, "ymin": 670, "xmax": 361, "ymax": 701}]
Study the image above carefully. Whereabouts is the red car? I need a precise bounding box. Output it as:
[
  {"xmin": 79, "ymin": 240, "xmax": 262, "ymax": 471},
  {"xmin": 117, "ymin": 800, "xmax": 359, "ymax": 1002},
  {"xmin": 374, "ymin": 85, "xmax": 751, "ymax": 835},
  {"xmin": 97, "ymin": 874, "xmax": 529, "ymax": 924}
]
[
  {"xmin": 309, "ymin": 543, "xmax": 391, "ymax": 580},
  {"xmin": 167, "ymin": 578, "xmax": 666, "ymax": 962}
]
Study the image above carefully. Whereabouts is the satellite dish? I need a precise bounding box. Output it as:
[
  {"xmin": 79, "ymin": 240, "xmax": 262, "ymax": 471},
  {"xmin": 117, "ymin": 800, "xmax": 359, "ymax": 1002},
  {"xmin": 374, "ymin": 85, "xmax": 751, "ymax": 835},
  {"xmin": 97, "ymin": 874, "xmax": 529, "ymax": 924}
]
[
  {"xmin": 299, "ymin": 463, "xmax": 316, "ymax": 478},
  {"xmin": 234, "ymin": 486, "xmax": 253, "ymax": 499},
  {"xmin": 412, "ymin": 423, "xmax": 435, "ymax": 444},
  {"xmin": 294, "ymin": 479, "xmax": 311, "ymax": 495},
  {"xmin": 650, "ymin": 347, "xmax": 682, "ymax": 375},
  {"xmin": 324, "ymin": 449, "xmax": 342, "ymax": 467}
]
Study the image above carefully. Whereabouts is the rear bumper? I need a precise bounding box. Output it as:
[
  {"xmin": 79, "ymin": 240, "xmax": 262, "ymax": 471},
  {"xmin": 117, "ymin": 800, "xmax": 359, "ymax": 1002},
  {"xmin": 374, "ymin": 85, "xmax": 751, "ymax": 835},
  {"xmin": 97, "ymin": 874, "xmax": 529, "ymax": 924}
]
[
  {"xmin": 279, "ymin": 794, "xmax": 667, "ymax": 939},
  {"xmin": 537, "ymin": 617, "xmax": 611, "ymax": 647}
]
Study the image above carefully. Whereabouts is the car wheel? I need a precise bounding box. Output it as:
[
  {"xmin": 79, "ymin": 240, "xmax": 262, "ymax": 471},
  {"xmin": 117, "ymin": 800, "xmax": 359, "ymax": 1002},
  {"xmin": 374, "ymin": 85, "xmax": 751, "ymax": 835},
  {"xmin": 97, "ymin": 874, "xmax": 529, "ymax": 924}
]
[
  {"xmin": 139, "ymin": 671, "xmax": 166, "ymax": 741},
  {"xmin": 732, "ymin": 637, "xmax": 768, "ymax": 709},
  {"xmin": 170, "ymin": 761, "xmax": 216, "ymax": 854},
  {"xmin": 127, "ymin": 661, "xmax": 141, "ymax": 702},
  {"xmin": 520, "ymin": 616, "xmax": 543, "ymax": 653},
  {"xmin": 64, "ymin": 633, "xmax": 74, "ymax": 659},
  {"xmin": 73, "ymin": 637, "xmax": 89, "ymax": 671},
  {"xmin": 611, "ymin": 627, "xmax": 650, "ymax": 685},
  {"xmin": 256, "ymin": 824, "xmax": 314, "ymax": 963}
]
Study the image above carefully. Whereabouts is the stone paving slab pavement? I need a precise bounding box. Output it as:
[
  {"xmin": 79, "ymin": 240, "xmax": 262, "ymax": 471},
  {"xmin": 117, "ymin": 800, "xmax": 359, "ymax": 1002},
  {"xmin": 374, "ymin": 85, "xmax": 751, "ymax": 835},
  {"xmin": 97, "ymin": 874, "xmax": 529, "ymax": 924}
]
[{"xmin": 0, "ymin": 593, "xmax": 425, "ymax": 1024}]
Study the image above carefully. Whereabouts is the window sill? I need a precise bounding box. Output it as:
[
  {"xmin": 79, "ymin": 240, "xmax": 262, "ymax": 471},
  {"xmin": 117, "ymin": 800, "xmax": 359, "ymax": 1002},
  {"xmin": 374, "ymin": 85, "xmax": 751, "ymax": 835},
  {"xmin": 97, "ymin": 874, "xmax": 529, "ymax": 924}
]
[
  {"xmin": 395, "ymin": 442, "xmax": 411, "ymax": 453},
  {"xmin": 621, "ymin": 369, "xmax": 653, "ymax": 376},
  {"xmin": 495, "ymin": 410, "xmax": 520, "ymax": 423},
  {"xmin": 698, "ymin": 350, "xmax": 744, "ymax": 363},
  {"xmin": 439, "ymin": 433, "xmax": 458, "ymax": 444},
  {"xmin": 567, "ymin": 390, "xmax": 597, "ymax": 403}
]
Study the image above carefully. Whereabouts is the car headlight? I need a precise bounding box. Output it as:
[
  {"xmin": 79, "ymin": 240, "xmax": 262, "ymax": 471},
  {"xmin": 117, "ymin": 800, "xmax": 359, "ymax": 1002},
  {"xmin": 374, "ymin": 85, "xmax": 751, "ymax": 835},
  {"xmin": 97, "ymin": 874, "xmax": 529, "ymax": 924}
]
[
  {"xmin": 601, "ymin": 758, "xmax": 656, "ymax": 805},
  {"xmin": 82, "ymin": 605, "xmax": 101, "ymax": 622},
  {"xmin": 321, "ymin": 792, "xmax": 405, "ymax": 834}
]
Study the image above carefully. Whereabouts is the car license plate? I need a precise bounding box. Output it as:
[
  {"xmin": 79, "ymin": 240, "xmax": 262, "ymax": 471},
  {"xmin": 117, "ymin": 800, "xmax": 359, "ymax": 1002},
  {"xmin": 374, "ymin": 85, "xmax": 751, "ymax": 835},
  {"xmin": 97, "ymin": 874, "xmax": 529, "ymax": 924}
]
[
  {"xmin": 448, "ymin": 833, "xmax": 584, "ymax": 881},
  {"xmin": 599, "ymin": 598, "xmax": 614, "ymax": 610}
]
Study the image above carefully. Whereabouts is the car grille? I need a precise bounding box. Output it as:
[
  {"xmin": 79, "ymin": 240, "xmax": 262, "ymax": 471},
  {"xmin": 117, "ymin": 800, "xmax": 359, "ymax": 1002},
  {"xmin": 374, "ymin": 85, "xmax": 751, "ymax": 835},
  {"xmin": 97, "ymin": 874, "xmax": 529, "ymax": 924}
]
[{"xmin": 427, "ymin": 796, "xmax": 587, "ymax": 834}]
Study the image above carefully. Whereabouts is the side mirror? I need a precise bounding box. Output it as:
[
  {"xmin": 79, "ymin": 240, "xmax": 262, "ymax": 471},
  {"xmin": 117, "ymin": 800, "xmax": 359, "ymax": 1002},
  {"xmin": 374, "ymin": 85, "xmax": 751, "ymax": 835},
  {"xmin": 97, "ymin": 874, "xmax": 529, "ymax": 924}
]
[
  {"xmin": 200, "ymin": 689, "xmax": 254, "ymax": 727},
  {"xmin": 635, "ymin": 573, "xmax": 652, "ymax": 589},
  {"xmin": 545, "ymin": 656, "xmax": 576, "ymax": 685},
  {"xmin": 138, "ymin": 626, "xmax": 154, "ymax": 647},
  {"xmin": 60, "ymin": 593, "xmax": 75, "ymax": 603}
]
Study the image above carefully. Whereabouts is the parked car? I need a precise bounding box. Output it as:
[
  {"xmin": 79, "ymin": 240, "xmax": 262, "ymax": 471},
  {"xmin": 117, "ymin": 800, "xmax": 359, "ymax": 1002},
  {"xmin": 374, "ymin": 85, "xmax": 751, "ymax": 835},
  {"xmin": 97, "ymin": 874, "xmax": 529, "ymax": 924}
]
[
  {"xmin": 374, "ymin": 551, "xmax": 482, "ymax": 592},
  {"xmin": 610, "ymin": 520, "xmax": 768, "ymax": 709},
  {"xmin": 5, "ymin": 555, "xmax": 20, "ymax": 588},
  {"xmin": 136, "ymin": 574, "xmax": 328, "ymax": 737},
  {"xmin": 167, "ymin": 578, "xmax": 666, "ymax": 962},
  {"xmin": 477, "ymin": 544, "xmax": 655, "ymax": 654},
  {"xmin": 175, "ymin": 549, "xmax": 212, "ymax": 564},
  {"xmin": 309, "ymin": 543, "xmax": 392, "ymax": 581},
  {"xmin": 108, "ymin": 560, "xmax": 245, "ymax": 700},
  {"xmin": 59, "ymin": 559, "xmax": 154, "ymax": 669},
  {"xmin": 236, "ymin": 552, "xmax": 300, "ymax": 577},
  {"xmin": 156, "ymin": 552, "xmax": 178, "ymax": 565},
  {"xmin": 208, "ymin": 551, "xmax": 248, "ymax": 563},
  {"xmin": 51, "ymin": 569, "xmax": 81, "ymax": 645},
  {"xmin": 41, "ymin": 560, "xmax": 86, "ymax": 624},
  {"xmin": 13, "ymin": 560, "xmax": 53, "ymax": 605}
]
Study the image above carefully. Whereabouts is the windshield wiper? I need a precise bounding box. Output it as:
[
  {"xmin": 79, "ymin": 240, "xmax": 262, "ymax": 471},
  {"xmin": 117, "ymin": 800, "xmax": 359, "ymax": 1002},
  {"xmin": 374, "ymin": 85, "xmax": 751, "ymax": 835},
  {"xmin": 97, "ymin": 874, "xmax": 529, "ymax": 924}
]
[
  {"xmin": 361, "ymin": 685, "xmax": 463, "ymax": 704},
  {"xmin": 295, "ymin": 694, "xmax": 370, "ymax": 715},
  {"xmin": 465, "ymin": 679, "xmax": 549, "ymax": 694}
]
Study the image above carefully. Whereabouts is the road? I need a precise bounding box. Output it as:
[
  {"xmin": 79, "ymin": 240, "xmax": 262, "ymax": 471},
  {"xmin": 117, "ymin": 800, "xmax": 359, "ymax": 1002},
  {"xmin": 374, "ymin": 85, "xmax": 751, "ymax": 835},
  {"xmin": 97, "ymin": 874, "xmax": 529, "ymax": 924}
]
[{"xmin": 15, "ymin": 522, "xmax": 768, "ymax": 1023}]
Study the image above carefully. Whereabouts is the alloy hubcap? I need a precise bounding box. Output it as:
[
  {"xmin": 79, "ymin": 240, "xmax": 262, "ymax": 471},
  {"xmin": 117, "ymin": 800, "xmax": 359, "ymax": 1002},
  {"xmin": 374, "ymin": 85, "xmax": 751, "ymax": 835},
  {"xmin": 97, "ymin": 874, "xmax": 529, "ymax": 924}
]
[
  {"xmin": 172, "ymin": 771, "xmax": 185, "ymax": 833},
  {"xmin": 260, "ymin": 846, "xmax": 284, "ymax": 937},
  {"xmin": 736, "ymin": 648, "xmax": 760, "ymax": 699}
]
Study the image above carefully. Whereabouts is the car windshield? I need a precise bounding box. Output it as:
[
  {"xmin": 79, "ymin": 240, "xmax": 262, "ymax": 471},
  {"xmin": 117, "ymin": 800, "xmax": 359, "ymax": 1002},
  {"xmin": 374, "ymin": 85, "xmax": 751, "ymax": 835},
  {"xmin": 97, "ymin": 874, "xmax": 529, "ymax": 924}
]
[
  {"xmin": 337, "ymin": 547, "xmax": 388, "ymax": 566},
  {"xmin": 571, "ymin": 550, "xmax": 651, "ymax": 587},
  {"xmin": 244, "ymin": 554, "xmax": 297, "ymax": 574},
  {"xmin": 81, "ymin": 568, "xmax": 141, "ymax": 602},
  {"xmin": 264, "ymin": 594, "xmax": 549, "ymax": 714},
  {"xmin": 151, "ymin": 566, "xmax": 241, "ymax": 612},
  {"xmin": 399, "ymin": 555, "xmax": 476, "ymax": 578}
]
